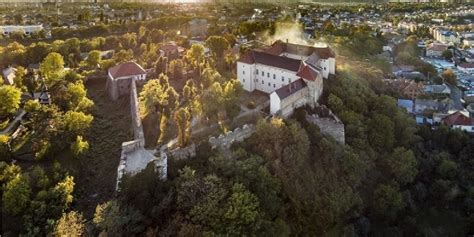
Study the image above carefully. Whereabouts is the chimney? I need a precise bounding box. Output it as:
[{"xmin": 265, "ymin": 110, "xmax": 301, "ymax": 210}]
[{"xmin": 286, "ymin": 38, "xmax": 289, "ymax": 44}]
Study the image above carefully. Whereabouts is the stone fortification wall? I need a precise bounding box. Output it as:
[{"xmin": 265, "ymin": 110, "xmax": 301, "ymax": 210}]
[{"xmin": 208, "ymin": 124, "xmax": 256, "ymax": 149}]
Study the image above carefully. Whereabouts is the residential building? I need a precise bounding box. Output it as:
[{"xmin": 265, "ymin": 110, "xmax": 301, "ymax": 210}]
[
  {"xmin": 0, "ymin": 24, "xmax": 43, "ymax": 36},
  {"xmin": 458, "ymin": 62, "xmax": 474, "ymax": 74},
  {"xmin": 385, "ymin": 79, "xmax": 424, "ymax": 99},
  {"xmin": 426, "ymin": 42, "xmax": 449, "ymax": 58},
  {"xmin": 106, "ymin": 62, "xmax": 147, "ymax": 101},
  {"xmin": 442, "ymin": 111, "xmax": 474, "ymax": 132},
  {"xmin": 237, "ymin": 40, "xmax": 335, "ymax": 117},
  {"xmin": 424, "ymin": 84, "xmax": 451, "ymax": 96},
  {"xmin": 159, "ymin": 42, "xmax": 185, "ymax": 61}
]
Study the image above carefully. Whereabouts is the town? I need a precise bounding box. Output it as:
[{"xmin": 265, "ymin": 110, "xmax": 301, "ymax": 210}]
[{"xmin": 0, "ymin": 1, "xmax": 473, "ymax": 236}]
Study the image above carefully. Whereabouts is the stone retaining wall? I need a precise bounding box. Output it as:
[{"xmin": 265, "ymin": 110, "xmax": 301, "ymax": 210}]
[{"xmin": 209, "ymin": 124, "xmax": 256, "ymax": 149}]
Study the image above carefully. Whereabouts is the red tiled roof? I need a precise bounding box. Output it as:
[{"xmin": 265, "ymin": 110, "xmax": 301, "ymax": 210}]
[
  {"xmin": 296, "ymin": 65, "xmax": 319, "ymax": 81},
  {"xmin": 161, "ymin": 43, "xmax": 179, "ymax": 53},
  {"xmin": 109, "ymin": 62, "xmax": 146, "ymax": 79},
  {"xmin": 442, "ymin": 111, "xmax": 474, "ymax": 126},
  {"xmin": 459, "ymin": 62, "xmax": 474, "ymax": 68},
  {"xmin": 427, "ymin": 43, "xmax": 448, "ymax": 52}
]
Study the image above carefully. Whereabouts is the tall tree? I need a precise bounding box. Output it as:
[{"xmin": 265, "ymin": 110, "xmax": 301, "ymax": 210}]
[
  {"xmin": 0, "ymin": 85, "xmax": 22, "ymax": 118},
  {"xmin": 173, "ymin": 107, "xmax": 191, "ymax": 147},
  {"xmin": 185, "ymin": 44, "xmax": 205, "ymax": 75},
  {"xmin": 206, "ymin": 36, "xmax": 230, "ymax": 59},
  {"xmin": 40, "ymin": 52, "xmax": 65, "ymax": 86}
]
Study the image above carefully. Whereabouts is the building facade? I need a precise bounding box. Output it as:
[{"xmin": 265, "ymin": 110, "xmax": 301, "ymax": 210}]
[
  {"xmin": 237, "ymin": 40, "xmax": 335, "ymax": 117},
  {"xmin": 106, "ymin": 62, "xmax": 147, "ymax": 101}
]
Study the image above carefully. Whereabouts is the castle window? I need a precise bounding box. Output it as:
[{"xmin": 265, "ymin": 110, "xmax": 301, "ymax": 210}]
[
  {"xmin": 282, "ymin": 76, "xmax": 284, "ymax": 82},
  {"xmin": 262, "ymin": 80, "xmax": 264, "ymax": 84},
  {"xmin": 243, "ymin": 79, "xmax": 245, "ymax": 83},
  {"xmin": 267, "ymin": 72, "xmax": 270, "ymax": 78},
  {"xmin": 324, "ymin": 67, "xmax": 327, "ymax": 70},
  {"xmin": 262, "ymin": 71, "xmax": 264, "ymax": 76},
  {"xmin": 268, "ymin": 82, "xmax": 270, "ymax": 86},
  {"xmin": 273, "ymin": 84, "xmax": 276, "ymax": 88},
  {"xmin": 243, "ymin": 70, "xmax": 245, "ymax": 75},
  {"xmin": 256, "ymin": 69, "xmax": 258, "ymax": 74},
  {"xmin": 273, "ymin": 74, "xmax": 276, "ymax": 79}
]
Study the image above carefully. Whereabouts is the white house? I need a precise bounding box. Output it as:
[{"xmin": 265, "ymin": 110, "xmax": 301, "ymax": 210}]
[
  {"xmin": 106, "ymin": 62, "xmax": 147, "ymax": 101},
  {"xmin": 0, "ymin": 24, "xmax": 43, "ymax": 36},
  {"xmin": 237, "ymin": 40, "xmax": 335, "ymax": 117},
  {"xmin": 442, "ymin": 111, "xmax": 474, "ymax": 133},
  {"xmin": 458, "ymin": 63, "xmax": 474, "ymax": 74}
]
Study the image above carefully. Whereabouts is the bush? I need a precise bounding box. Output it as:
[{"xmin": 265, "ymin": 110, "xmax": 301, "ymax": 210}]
[{"xmin": 247, "ymin": 101, "xmax": 256, "ymax": 109}]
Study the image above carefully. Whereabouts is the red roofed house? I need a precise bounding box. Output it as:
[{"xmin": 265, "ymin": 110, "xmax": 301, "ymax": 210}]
[
  {"xmin": 458, "ymin": 62, "xmax": 474, "ymax": 74},
  {"xmin": 426, "ymin": 43, "xmax": 449, "ymax": 58},
  {"xmin": 106, "ymin": 62, "xmax": 147, "ymax": 100},
  {"xmin": 238, "ymin": 40, "xmax": 335, "ymax": 117},
  {"xmin": 442, "ymin": 111, "xmax": 474, "ymax": 133}
]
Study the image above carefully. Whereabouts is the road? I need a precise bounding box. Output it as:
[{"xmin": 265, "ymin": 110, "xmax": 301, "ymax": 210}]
[
  {"xmin": 0, "ymin": 110, "xmax": 26, "ymax": 135},
  {"xmin": 449, "ymin": 85, "xmax": 464, "ymax": 111}
]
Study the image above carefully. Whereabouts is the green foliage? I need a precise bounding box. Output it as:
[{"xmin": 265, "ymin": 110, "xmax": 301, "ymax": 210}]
[
  {"xmin": 373, "ymin": 183, "xmax": 405, "ymax": 220},
  {"xmin": 63, "ymin": 111, "xmax": 93, "ymax": 136},
  {"xmin": 86, "ymin": 50, "xmax": 101, "ymax": 68},
  {"xmin": 174, "ymin": 107, "xmax": 191, "ymax": 147},
  {"xmin": 71, "ymin": 135, "xmax": 89, "ymax": 157},
  {"xmin": 2, "ymin": 173, "xmax": 31, "ymax": 215},
  {"xmin": 383, "ymin": 147, "xmax": 418, "ymax": 185},
  {"xmin": 206, "ymin": 35, "xmax": 230, "ymax": 59},
  {"xmin": 40, "ymin": 52, "xmax": 65, "ymax": 86},
  {"xmin": 54, "ymin": 211, "xmax": 85, "ymax": 237},
  {"xmin": 0, "ymin": 85, "xmax": 22, "ymax": 117},
  {"xmin": 0, "ymin": 135, "xmax": 11, "ymax": 160}
]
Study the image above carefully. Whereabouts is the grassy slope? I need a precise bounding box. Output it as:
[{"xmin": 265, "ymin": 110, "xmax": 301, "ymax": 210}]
[{"xmin": 60, "ymin": 79, "xmax": 132, "ymax": 218}]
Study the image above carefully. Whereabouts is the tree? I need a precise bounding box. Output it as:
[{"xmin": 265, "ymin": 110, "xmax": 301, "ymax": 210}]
[
  {"xmin": 223, "ymin": 183, "xmax": 260, "ymax": 235},
  {"xmin": 383, "ymin": 147, "xmax": 418, "ymax": 185},
  {"xmin": 368, "ymin": 114, "xmax": 395, "ymax": 152},
  {"xmin": 223, "ymin": 79, "xmax": 243, "ymax": 118},
  {"xmin": 64, "ymin": 81, "xmax": 94, "ymax": 112},
  {"xmin": 2, "ymin": 173, "xmax": 31, "ymax": 216},
  {"xmin": 155, "ymin": 56, "xmax": 168, "ymax": 75},
  {"xmin": 0, "ymin": 85, "xmax": 21, "ymax": 118},
  {"xmin": 0, "ymin": 135, "xmax": 11, "ymax": 160},
  {"xmin": 442, "ymin": 69, "xmax": 457, "ymax": 85},
  {"xmin": 169, "ymin": 59, "xmax": 184, "ymax": 80},
  {"xmin": 206, "ymin": 36, "xmax": 230, "ymax": 59},
  {"xmin": 202, "ymin": 82, "xmax": 224, "ymax": 120},
  {"xmin": 328, "ymin": 93, "xmax": 344, "ymax": 114},
  {"xmin": 12, "ymin": 67, "xmax": 26, "ymax": 92},
  {"xmin": 86, "ymin": 50, "xmax": 101, "ymax": 68},
  {"xmin": 373, "ymin": 183, "xmax": 405, "ymax": 220},
  {"xmin": 40, "ymin": 52, "xmax": 65, "ymax": 86},
  {"xmin": 54, "ymin": 175, "xmax": 75, "ymax": 207},
  {"xmin": 139, "ymin": 76, "xmax": 167, "ymax": 116},
  {"xmin": 71, "ymin": 135, "xmax": 89, "ymax": 157},
  {"xmin": 62, "ymin": 111, "xmax": 93, "ymax": 136},
  {"xmin": 442, "ymin": 49, "xmax": 453, "ymax": 60},
  {"xmin": 54, "ymin": 211, "xmax": 85, "ymax": 237},
  {"xmin": 174, "ymin": 108, "xmax": 191, "ymax": 147},
  {"xmin": 185, "ymin": 44, "xmax": 205, "ymax": 75}
]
